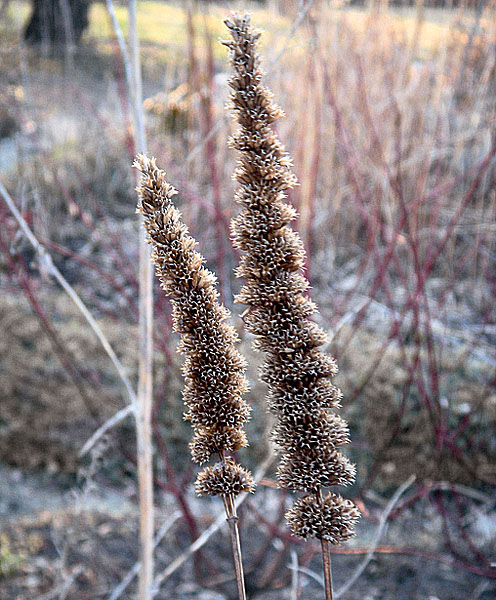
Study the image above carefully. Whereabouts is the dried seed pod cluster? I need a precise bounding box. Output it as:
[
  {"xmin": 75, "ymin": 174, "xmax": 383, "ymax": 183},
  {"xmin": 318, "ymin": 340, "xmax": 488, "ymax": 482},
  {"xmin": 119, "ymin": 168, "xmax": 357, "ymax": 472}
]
[
  {"xmin": 135, "ymin": 154, "xmax": 254, "ymax": 497},
  {"xmin": 286, "ymin": 492, "xmax": 358, "ymax": 542},
  {"xmin": 225, "ymin": 14, "xmax": 359, "ymax": 544}
]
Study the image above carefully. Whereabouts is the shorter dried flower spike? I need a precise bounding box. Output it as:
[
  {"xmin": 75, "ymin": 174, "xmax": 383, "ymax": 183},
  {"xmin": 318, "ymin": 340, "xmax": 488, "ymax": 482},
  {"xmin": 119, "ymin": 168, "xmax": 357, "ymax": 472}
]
[
  {"xmin": 195, "ymin": 459, "xmax": 255, "ymax": 496},
  {"xmin": 286, "ymin": 493, "xmax": 360, "ymax": 544},
  {"xmin": 135, "ymin": 154, "xmax": 254, "ymax": 498}
]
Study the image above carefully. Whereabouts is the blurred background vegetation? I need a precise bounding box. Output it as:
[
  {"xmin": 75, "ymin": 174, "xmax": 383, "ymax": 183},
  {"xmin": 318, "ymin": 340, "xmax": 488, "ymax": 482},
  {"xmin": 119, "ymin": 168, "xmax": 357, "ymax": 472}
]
[{"xmin": 1, "ymin": 1, "xmax": 495, "ymax": 598}]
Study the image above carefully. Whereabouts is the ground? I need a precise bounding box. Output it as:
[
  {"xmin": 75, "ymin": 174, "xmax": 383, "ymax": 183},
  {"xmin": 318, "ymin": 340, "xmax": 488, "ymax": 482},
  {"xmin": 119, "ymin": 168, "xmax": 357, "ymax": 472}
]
[{"xmin": 1, "ymin": 464, "xmax": 495, "ymax": 599}]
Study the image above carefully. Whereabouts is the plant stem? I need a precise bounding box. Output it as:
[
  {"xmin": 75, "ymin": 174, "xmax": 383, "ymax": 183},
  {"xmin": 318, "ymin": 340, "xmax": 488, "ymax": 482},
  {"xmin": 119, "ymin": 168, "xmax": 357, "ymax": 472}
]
[
  {"xmin": 219, "ymin": 449, "xmax": 247, "ymax": 600},
  {"xmin": 225, "ymin": 494, "xmax": 247, "ymax": 600},
  {"xmin": 127, "ymin": 0, "xmax": 154, "ymax": 597},
  {"xmin": 321, "ymin": 537, "xmax": 333, "ymax": 600},
  {"xmin": 317, "ymin": 487, "xmax": 333, "ymax": 600}
]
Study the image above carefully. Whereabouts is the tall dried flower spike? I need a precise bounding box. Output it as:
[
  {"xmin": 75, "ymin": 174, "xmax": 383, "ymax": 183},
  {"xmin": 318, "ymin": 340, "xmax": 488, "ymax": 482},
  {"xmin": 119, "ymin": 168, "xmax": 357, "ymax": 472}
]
[
  {"xmin": 225, "ymin": 13, "xmax": 359, "ymax": 598},
  {"xmin": 135, "ymin": 154, "xmax": 253, "ymax": 599}
]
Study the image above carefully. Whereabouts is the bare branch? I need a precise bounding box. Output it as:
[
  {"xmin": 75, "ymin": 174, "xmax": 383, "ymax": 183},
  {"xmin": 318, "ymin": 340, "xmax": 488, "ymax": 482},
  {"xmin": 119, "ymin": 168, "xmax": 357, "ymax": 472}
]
[
  {"xmin": 107, "ymin": 511, "xmax": 182, "ymax": 600},
  {"xmin": 105, "ymin": 0, "xmax": 133, "ymax": 101},
  {"xmin": 290, "ymin": 550, "xmax": 299, "ymax": 600},
  {"xmin": 125, "ymin": 0, "xmax": 154, "ymax": 597},
  {"xmin": 265, "ymin": 0, "xmax": 317, "ymax": 77},
  {"xmin": 335, "ymin": 475, "xmax": 416, "ymax": 599},
  {"xmin": 0, "ymin": 181, "xmax": 138, "ymax": 409},
  {"xmin": 80, "ymin": 404, "xmax": 134, "ymax": 457}
]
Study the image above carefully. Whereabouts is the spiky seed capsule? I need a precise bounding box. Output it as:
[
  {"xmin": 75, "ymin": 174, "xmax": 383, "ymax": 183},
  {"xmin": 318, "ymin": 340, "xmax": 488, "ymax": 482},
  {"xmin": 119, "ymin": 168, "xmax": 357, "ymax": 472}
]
[
  {"xmin": 286, "ymin": 493, "xmax": 360, "ymax": 544},
  {"xmin": 190, "ymin": 427, "xmax": 248, "ymax": 465},
  {"xmin": 272, "ymin": 411, "xmax": 350, "ymax": 455},
  {"xmin": 277, "ymin": 451, "xmax": 356, "ymax": 492},
  {"xmin": 195, "ymin": 459, "xmax": 255, "ymax": 496}
]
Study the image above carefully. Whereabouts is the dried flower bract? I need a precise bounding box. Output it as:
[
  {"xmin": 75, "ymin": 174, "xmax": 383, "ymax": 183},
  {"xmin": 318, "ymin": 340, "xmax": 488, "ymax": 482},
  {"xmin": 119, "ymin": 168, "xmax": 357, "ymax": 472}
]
[
  {"xmin": 286, "ymin": 493, "xmax": 360, "ymax": 544},
  {"xmin": 195, "ymin": 459, "xmax": 255, "ymax": 497}
]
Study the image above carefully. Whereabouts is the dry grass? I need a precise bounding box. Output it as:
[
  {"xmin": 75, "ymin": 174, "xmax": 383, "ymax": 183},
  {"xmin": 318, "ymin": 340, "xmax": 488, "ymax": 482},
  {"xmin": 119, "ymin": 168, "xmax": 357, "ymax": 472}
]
[{"xmin": 1, "ymin": 0, "xmax": 496, "ymax": 596}]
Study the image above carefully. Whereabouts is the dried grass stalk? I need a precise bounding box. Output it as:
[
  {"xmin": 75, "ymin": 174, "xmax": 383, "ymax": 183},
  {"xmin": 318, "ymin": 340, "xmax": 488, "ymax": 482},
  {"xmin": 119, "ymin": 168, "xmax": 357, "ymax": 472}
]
[
  {"xmin": 224, "ymin": 13, "xmax": 360, "ymax": 598},
  {"xmin": 134, "ymin": 154, "xmax": 254, "ymax": 599}
]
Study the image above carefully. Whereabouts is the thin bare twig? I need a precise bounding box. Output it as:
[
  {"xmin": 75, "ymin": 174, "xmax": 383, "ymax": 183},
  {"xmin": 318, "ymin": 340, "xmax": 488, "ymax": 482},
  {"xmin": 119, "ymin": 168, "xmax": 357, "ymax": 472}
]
[
  {"xmin": 265, "ymin": 0, "xmax": 317, "ymax": 77},
  {"xmin": 290, "ymin": 550, "xmax": 299, "ymax": 600},
  {"xmin": 105, "ymin": 0, "xmax": 133, "ymax": 102},
  {"xmin": 107, "ymin": 511, "xmax": 182, "ymax": 600},
  {"xmin": 225, "ymin": 496, "xmax": 247, "ymax": 600},
  {"xmin": 78, "ymin": 0, "xmax": 152, "ymax": 462},
  {"xmin": 289, "ymin": 565, "xmax": 324, "ymax": 587},
  {"xmin": 334, "ymin": 475, "xmax": 416, "ymax": 599},
  {"xmin": 104, "ymin": 0, "xmax": 154, "ymax": 595},
  {"xmin": 80, "ymin": 404, "xmax": 134, "ymax": 457},
  {"xmin": 470, "ymin": 580, "xmax": 491, "ymax": 600},
  {"xmin": 0, "ymin": 181, "xmax": 137, "ymax": 408},
  {"xmin": 126, "ymin": 0, "xmax": 154, "ymax": 597},
  {"xmin": 34, "ymin": 566, "xmax": 84, "ymax": 600},
  {"xmin": 430, "ymin": 482, "xmax": 492, "ymax": 505}
]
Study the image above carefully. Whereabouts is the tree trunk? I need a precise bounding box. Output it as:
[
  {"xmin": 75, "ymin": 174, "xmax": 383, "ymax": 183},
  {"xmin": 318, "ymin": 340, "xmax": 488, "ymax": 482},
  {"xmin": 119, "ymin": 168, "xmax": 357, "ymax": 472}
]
[{"xmin": 24, "ymin": 0, "xmax": 90, "ymax": 46}]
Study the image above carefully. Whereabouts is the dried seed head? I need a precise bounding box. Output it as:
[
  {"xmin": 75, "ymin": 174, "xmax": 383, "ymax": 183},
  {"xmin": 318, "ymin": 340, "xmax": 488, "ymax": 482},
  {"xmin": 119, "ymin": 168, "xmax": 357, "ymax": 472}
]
[
  {"xmin": 190, "ymin": 427, "xmax": 248, "ymax": 464},
  {"xmin": 272, "ymin": 410, "xmax": 350, "ymax": 455},
  {"xmin": 260, "ymin": 348, "xmax": 338, "ymax": 389},
  {"xmin": 195, "ymin": 459, "xmax": 255, "ymax": 496},
  {"xmin": 184, "ymin": 391, "xmax": 251, "ymax": 430},
  {"xmin": 225, "ymin": 13, "xmax": 359, "ymax": 539},
  {"xmin": 135, "ymin": 154, "xmax": 254, "ymax": 494},
  {"xmin": 267, "ymin": 379, "xmax": 342, "ymax": 416},
  {"xmin": 278, "ymin": 451, "xmax": 356, "ymax": 493},
  {"xmin": 286, "ymin": 493, "xmax": 360, "ymax": 544}
]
